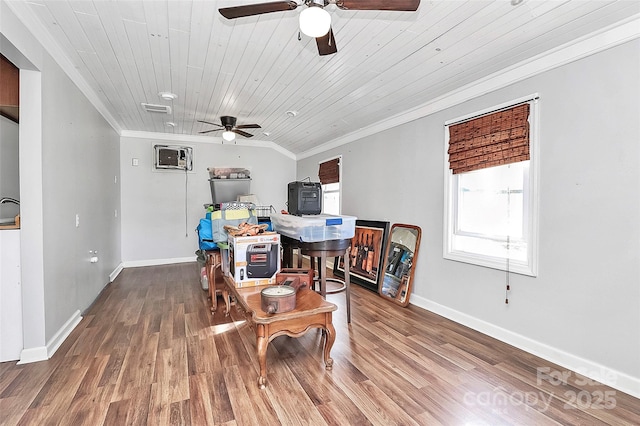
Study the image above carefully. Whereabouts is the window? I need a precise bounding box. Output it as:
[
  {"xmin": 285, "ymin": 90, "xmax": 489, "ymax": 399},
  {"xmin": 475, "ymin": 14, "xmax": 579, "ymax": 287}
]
[
  {"xmin": 444, "ymin": 97, "xmax": 539, "ymax": 276},
  {"xmin": 318, "ymin": 157, "xmax": 341, "ymax": 215}
]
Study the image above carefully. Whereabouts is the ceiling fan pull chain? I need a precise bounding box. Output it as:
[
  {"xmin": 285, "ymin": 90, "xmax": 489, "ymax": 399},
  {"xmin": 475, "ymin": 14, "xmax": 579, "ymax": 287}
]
[{"xmin": 298, "ymin": 31, "xmax": 301, "ymax": 41}]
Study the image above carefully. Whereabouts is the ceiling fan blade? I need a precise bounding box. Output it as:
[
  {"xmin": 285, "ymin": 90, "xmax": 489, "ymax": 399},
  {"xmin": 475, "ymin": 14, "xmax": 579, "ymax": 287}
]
[
  {"xmin": 337, "ymin": 0, "xmax": 420, "ymax": 11},
  {"xmin": 235, "ymin": 124, "xmax": 262, "ymax": 129},
  {"xmin": 197, "ymin": 119, "xmax": 223, "ymax": 127},
  {"xmin": 219, "ymin": 1, "xmax": 298, "ymax": 19},
  {"xmin": 316, "ymin": 28, "xmax": 337, "ymax": 56},
  {"xmin": 199, "ymin": 129, "xmax": 220, "ymax": 134},
  {"xmin": 233, "ymin": 129, "xmax": 255, "ymax": 138}
]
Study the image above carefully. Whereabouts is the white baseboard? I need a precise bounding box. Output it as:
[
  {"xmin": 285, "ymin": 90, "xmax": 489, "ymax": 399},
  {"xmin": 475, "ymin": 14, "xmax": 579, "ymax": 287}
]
[
  {"xmin": 17, "ymin": 309, "xmax": 82, "ymax": 365},
  {"xmin": 17, "ymin": 346, "xmax": 48, "ymax": 364},
  {"xmin": 109, "ymin": 263, "xmax": 124, "ymax": 282},
  {"xmin": 410, "ymin": 294, "xmax": 640, "ymax": 399},
  {"xmin": 122, "ymin": 256, "xmax": 196, "ymax": 268},
  {"xmin": 46, "ymin": 309, "xmax": 82, "ymax": 359}
]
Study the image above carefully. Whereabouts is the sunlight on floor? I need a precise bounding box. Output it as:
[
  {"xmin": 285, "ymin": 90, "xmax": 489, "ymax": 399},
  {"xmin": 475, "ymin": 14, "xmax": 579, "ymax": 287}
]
[{"xmin": 209, "ymin": 320, "xmax": 246, "ymax": 335}]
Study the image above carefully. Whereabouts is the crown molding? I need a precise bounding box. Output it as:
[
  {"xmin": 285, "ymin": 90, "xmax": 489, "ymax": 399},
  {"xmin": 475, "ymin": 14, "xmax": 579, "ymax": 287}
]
[
  {"xmin": 297, "ymin": 14, "xmax": 640, "ymax": 160},
  {"xmin": 120, "ymin": 130, "xmax": 297, "ymax": 160}
]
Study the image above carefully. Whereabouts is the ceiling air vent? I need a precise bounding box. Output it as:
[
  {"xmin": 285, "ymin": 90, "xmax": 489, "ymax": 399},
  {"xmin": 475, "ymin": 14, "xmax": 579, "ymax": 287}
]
[{"xmin": 141, "ymin": 103, "xmax": 172, "ymax": 114}]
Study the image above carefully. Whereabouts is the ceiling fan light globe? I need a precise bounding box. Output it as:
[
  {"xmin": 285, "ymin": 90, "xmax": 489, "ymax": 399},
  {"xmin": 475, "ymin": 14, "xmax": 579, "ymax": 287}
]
[
  {"xmin": 222, "ymin": 131, "xmax": 236, "ymax": 142},
  {"xmin": 299, "ymin": 7, "xmax": 331, "ymax": 38}
]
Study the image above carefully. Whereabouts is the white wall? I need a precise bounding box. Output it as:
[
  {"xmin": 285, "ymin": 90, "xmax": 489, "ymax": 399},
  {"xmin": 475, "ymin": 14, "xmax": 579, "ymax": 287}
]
[
  {"xmin": 297, "ymin": 39, "xmax": 640, "ymax": 395},
  {"xmin": 120, "ymin": 135, "xmax": 295, "ymax": 264}
]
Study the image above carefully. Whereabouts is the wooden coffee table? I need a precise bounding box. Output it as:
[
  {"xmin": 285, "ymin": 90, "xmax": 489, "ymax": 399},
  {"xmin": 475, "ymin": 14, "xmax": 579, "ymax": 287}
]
[{"xmin": 222, "ymin": 276, "xmax": 337, "ymax": 389}]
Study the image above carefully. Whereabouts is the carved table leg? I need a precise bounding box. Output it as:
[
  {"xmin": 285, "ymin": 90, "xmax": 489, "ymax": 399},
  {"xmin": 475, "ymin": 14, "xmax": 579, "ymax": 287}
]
[
  {"xmin": 323, "ymin": 315, "xmax": 336, "ymax": 370},
  {"xmin": 256, "ymin": 329, "xmax": 269, "ymax": 389},
  {"xmin": 222, "ymin": 286, "xmax": 231, "ymax": 317}
]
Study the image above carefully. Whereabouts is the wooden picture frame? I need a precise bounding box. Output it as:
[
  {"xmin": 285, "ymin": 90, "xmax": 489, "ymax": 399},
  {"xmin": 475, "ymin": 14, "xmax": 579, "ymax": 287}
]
[{"xmin": 333, "ymin": 220, "xmax": 389, "ymax": 292}]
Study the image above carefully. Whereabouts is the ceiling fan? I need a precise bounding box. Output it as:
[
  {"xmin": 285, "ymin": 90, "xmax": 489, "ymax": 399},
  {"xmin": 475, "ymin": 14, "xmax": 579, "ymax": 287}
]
[
  {"xmin": 219, "ymin": 0, "xmax": 421, "ymax": 56},
  {"xmin": 198, "ymin": 116, "xmax": 262, "ymax": 142}
]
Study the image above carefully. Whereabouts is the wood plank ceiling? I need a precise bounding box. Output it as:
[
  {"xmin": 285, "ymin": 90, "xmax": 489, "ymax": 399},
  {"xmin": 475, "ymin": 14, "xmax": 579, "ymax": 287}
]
[{"xmin": 7, "ymin": 0, "xmax": 640, "ymax": 157}]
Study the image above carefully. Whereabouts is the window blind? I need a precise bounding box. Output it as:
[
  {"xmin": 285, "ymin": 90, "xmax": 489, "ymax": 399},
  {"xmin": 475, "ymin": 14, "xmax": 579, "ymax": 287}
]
[
  {"xmin": 448, "ymin": 103, "xmax": 530, "ymax": 174},
  {"xmin": 318, "ymin": 158, "xmax": 340, "ymax": 184}
]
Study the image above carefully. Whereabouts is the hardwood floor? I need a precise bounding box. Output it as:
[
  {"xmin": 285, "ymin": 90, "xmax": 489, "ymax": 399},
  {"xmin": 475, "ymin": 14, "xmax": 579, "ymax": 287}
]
[{"xmin": 1, "ymin": 263, "xmax": 638, "ymax": 425}]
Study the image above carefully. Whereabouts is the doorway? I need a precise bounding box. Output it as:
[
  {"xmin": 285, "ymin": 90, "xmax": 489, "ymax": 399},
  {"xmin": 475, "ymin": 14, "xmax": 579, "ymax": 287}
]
[{"xmin": 1, "ymin": 31, "xmax": 46, "ymax": 363}]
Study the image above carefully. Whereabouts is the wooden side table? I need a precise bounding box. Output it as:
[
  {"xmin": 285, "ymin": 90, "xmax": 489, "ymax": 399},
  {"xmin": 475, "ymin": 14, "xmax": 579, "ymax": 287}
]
[{"xmin": 222, "ymin": 276, "xmax": 337, "ymax": 389}]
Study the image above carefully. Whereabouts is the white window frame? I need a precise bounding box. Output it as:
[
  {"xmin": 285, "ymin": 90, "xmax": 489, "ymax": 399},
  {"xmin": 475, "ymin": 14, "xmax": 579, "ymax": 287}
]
[
  {"xmin": 320, "ymin": 155, "xmax": 342, "ymax": 215},
  {"xmin": 443, "ymin": 95, "xmax": 540, "ymax": 277}
]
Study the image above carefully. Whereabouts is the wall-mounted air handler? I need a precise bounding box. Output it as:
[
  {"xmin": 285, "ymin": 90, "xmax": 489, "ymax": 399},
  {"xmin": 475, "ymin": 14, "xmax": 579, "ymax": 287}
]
[{"xmin": 154, "ymin": 145, "xmax": 193, "ymax": 171}]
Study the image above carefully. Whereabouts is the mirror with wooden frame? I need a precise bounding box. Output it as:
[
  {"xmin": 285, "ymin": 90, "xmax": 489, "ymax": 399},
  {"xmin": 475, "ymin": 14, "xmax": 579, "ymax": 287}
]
[{"xmin": 379, "ymin": 224, "xmax": 421, "ymax": 307}]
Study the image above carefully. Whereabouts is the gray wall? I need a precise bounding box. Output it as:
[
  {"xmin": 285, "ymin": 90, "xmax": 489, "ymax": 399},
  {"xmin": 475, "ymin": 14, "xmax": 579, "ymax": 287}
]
[
  {"xmin": 41, "ymin": 54, "xmax": 121, "ymax": 337},
  {"xmin": 298, "ymin": 40, "xmax": 640, "ymax": 386},
  {"xmin": 119, "ymin": 136, "xmax": 295, "ymax": 263},
  {"xmin": 0, "ymin": 115, "xmax": 19, "ymax": 220},
  {"xmin": 1, "ymin": 1, "xmax": 121, "ymax": 352}
]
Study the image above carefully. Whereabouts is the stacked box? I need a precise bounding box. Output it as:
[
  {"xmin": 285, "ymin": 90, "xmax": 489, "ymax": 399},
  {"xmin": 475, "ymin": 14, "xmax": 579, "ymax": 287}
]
[{"xmin": 228, "ymin": 233, "xmax": 281, "ymax": 287}]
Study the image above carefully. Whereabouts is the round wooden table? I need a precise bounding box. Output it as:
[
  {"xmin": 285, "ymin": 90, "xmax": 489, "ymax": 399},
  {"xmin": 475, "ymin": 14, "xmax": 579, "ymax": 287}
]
[{"xmin": 281, "ymin": 236, "xmax": 352, "ymax": 323}]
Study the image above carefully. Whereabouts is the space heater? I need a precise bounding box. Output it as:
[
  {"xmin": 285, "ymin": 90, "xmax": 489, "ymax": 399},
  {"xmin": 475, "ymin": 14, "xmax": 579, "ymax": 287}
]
[
  {"xmin": 246, "ymin": 243, "xmax": 279, "ymax": 278},
  {"xmin": 287, "ymin": 181, "xmax": 322, "ymax": 216}
]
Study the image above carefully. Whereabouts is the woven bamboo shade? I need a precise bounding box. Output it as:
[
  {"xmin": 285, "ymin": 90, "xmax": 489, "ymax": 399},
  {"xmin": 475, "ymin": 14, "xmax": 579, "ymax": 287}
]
[
  {"xmin": 318, "ymin": 158, "xmax": 340, "ymax": 184},
  {"xmin": 448, "ymin": 103, "xmax": 530, "ymax": 174}
]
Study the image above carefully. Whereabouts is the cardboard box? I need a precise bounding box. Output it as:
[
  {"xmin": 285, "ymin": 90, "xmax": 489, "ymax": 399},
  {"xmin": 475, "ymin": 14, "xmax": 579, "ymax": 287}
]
[{"xmin": 228, "ymin": 233, "xmax": 281, "ymax": 287}]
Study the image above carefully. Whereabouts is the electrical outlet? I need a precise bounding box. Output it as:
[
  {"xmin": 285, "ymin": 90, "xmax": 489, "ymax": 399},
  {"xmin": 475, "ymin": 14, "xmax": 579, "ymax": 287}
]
[
  {"xmin": 75, "ymin": 214, "xmax": 80, "ymax": 228},
  {"xmin": 132, "ymin": 158, "xmax": 139, "ymax": 166},
  {"xmin": 114, "ymin": 209, "xmax": 118, "ymax": 218}
]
